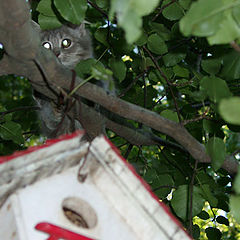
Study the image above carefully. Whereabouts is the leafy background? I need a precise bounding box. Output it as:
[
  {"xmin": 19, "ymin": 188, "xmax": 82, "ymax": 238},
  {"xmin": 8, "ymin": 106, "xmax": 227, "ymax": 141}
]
[{"xmin": 1, "ymin": 0, "xmax": 240, "ymax": 239}]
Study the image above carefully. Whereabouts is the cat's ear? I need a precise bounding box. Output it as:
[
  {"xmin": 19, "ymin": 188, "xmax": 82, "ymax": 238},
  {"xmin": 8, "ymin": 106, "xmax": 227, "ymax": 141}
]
[
  {"xmin": 67, "ymin": 22, "xmax": 88, "ymax": 37},
  {"xmin": 31, "ymin": 20, "xmax": 41, "ymax": 33},
  {"xmin": 79, "ymin": 23, "xmax": 86, "ymax": 36}
]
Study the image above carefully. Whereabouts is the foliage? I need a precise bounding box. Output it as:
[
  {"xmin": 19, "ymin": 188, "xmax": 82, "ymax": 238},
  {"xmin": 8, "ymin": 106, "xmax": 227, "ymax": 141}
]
[
  {"xmin": 0, "ymin": 75, "xmax": 40, "ymax": 155},
  {"xmin": 1, "ymin": 0, "xmax": 240, "ymax": 239}
]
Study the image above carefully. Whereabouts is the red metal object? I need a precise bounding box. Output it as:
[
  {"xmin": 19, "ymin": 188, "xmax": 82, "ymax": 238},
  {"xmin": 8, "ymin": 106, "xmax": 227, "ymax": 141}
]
[{"xmin": 35, "ymin": 222, "xmax": 95, "ymax": 240}]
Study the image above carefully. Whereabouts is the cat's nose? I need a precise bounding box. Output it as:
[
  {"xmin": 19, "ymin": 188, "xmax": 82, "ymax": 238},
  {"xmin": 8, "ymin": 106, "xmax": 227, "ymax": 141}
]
[{"xmin": 53, "ymin": 49, "xmax": 60, "ymax": 57}]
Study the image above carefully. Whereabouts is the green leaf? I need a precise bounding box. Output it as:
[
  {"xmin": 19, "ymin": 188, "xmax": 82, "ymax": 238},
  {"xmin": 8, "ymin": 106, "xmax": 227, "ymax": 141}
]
[
  {"xmin": 201, "ymin": 184, "xmax": 218, "ymax": 207},
  {"xmin": 54, "ymin": 0, "xmax": 87, "ymax": 24},
  {"xmin": 216, "ymin": 216, "xmax": 229, "ymax": 226},
  {"xmin": 150, "ymin": 23, "xmax": 171, "ymax": 41},
  {"xmin": 37, "ymin": 0, "xmax": 62, "ymax": 29},
  {"xmin": 162, "ymin": 1, "xmax": 184, "ymax": 21},
  {"xmin": 192, "ymin": 224, "xmax": 200, "ymax": 240},
  {"xmin": 198, "ymin": 210, "xmax": 210, "ymax": 220},
  {"xmin": 75, "ymin": 58, "xmax": 97, "ymax": 78},
  {"xmin": 152, "ymin": 174, "xmax": 174, "ymax": 198},
  {"xmin": 37, "ymin": 0, "xmax": 55, "ymax": 16},
  {"xmin": 201, "ymin": 58, "xmax": 221, "ymax": 75},
  {"xmin": 203, "ymin": 119, "xmax": 218, "ymax": 133},
  {"xmin": 180, "ymin": 0, "xmax": 240, "ymax": 45},
  {"xmin": 110, "ymin": 1, "xmax": 141, "ymax": 43},
  {"xmin": 232, "ymin": 5, "xmax": 240, "ymax": 25},
  {"xmin": 219, "ymin": 97, "xmax": 240, "ymax": 125},
  {"xmin": 109, "ymin": 58, "xmax": 127, "ymax": 82},
  {"xmin": 196, "ymin": 170, "xmax": 216, "ymax": 186},
  {"xmin": 160, "ymin": 109, "xmax": 179, "ymax": 123},
  {"xmin": 179, "ymin": 0, "xmax": 191, "ymax": 10},
  {"xmin": 91, "ymin": 63, "xmax": 113, "ymax": 81},
  {"xmin": 0, "ymin": 107, "xmax": 12, "ymax": 122},
  {"xmin": 147, "ymin": 34, "xmax": 168, "ymax": 55},
  {"xmin": 163, "ymin": 52, "xmax": 186, "ymax": 67},
  {"xmin": 221, "ymin": 51, "xmax": 240, "ymax": 80},
  {"xmin": 148, "ymin": 68, "xmax": 173, "ymax": 85},
  {"xmin": 206, "ymin": 137, "xmax": 226, "ymax": 171},
  {"xmin": 190, "ymin": 90, "xmax": 207, "ymax": 102},
  {"xmin": 96, "ymin": 0, "xmax": 109, "ymax": 9},
  {"xmin": 208, "ymin": 9, "xmax": 240, "ymax": 45},
  {"xmin": 94, "ymin": 28, "xmax": 109, "ymax": 46},
  {"xmin": 205, "ymin": 227, "xmax": 222, "ymax": 240},
  {"xmin": 135, "ymin": 33, "xmax": 148, "ymax": 46},
  {"xmin": 230, "ymin": 195, "xmax": 240, "ymax": 223},
  {"xmin": 0, "ymin": 121, "xmax": 24, "ymax": 145},
  {"xmin": 173, "ymin": 65, "xmax": 189, "ymax": 78},
  {"xmin": 180, "ymin": 0, "xmax": 223, "ymax": 37},
  {"xmin": 144, "ymin": 168, "xmax": 158, "ymax": 183},
  {"xmin": 110, "ymin": 0, "xmax": 160, "ymax": 43},
  {"xmin": 200, "ymin": 76, "xmax": 232, "ymax": 103},
  {"xmin": 171, "ymin": 185, "xmax": 205, "ymax": 221},
  {"xmin": 131, "ymin": 0, "xmax": 160, "ymax": 16},
  {"xmin": 120, "ymin": 10, "xmax": 142, "ymax": 44},
  {"xmin": 38, "ymin": 14, "xmax": 62, "ymax": 30}
]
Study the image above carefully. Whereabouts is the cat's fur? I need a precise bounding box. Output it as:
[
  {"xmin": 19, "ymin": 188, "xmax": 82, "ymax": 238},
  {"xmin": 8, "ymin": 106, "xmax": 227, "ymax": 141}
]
[{"xmin": 34, "ymin": 23, "xmax": 93, "ymax": 138}]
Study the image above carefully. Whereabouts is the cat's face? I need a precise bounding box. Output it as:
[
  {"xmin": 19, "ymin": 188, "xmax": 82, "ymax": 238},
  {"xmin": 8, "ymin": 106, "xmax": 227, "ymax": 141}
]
[{"xmin": 40, "ymin": 24, "xmax": 92, "ymax": 68}]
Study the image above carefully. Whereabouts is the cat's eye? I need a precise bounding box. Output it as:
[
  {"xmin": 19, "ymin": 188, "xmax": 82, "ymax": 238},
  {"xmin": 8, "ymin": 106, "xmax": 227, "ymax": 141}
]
[
  {"xmin": 42, "ymin": 42, "xmax": 51, "ymax": 50},
  {"xmin": 62, "ymin": 39, "xmax": 71, "ymax": 48}
]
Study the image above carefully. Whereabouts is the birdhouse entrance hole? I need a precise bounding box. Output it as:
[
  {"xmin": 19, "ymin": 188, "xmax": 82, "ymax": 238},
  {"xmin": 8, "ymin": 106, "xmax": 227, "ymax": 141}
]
[{"xmin": 62, "ymin": 197, "xmax": 97, "ymax": 229}]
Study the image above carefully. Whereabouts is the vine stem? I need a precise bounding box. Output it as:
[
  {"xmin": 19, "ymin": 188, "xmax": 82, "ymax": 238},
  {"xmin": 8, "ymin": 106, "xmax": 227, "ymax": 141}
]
[{"xmin": 68, "ymin": 75, "xmax": 94, "ymax": 98}]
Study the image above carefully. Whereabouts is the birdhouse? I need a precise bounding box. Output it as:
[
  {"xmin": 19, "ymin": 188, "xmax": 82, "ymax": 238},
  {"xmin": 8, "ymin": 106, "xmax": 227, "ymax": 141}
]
[{"xmin": 0, "ymin": 131, "xmax": 191, "ymax": 240}]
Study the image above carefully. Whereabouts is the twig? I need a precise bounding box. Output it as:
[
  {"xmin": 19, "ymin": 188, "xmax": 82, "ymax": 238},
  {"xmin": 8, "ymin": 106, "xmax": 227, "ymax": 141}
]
[
  {"xmin": 230, "ymin": 41, "xmax": 240, "ymax": 53},
  {"xmin": 182, "ymin": 109, "xmax": 210, "ymax": 125},
  {"xmin": 118, "ymin": 70, "xmax": 147, "ymax": 98},
  {"xmin": 124, "ymin": 144, "xmax": 133, "ymax": 159},
  {"xmin": 182, "ymin": 116, "xmax": 211, "ymax": 125},
  {"xmin": 151, "ymin": 134, "xmax": 187, "ymax": 152},
  {"xmin": 143, "ymin": 74, "xmax": 147, "ymax": 108},
  {"xmin": 117, "ymin": 142, "xmax": 128, "ymax": 149},
  {"xmin": 196, "ymin": 52, "xmax": 202, "ymax": 73},
  {"xmin": 0, "ymin": 106, "xmax": 39, "ymax": 118},
  {"xmin": 156, "ymin": 37, "xmax": 192, "ymax": 61},
  {"xmin": 160, "ymin": 148, "xmax": 187, "ymax": 178},
  {"xmin": 153, "ymin": 185, "xmax": 176, "ymax": 192},
  {"xmin": 139, "ymin": 147, "xmax": 149, "ymax": 167},
  {"xmin": 143, "ymin": 46, "xmax": 182, "ymax": 122},
  {"xmin": 151, "ymin": 94, "xmax": 166, "ymax": 110},
  {"xmin": 152, "ymin": 0, "xmax": 177, "ymax": 21},
  {"xmin": 87, "ymin": 0, "xmax": 108, "ymax": 19},
  {"xmin": 96, "ymin": 48, "xmax": 109, "ymax": 62},
  {"xmin": 188, "ymin": 158, "xmax": 199, "ymax": 237},
  {"xmin": 170, "ymin": 79, "xmax": 193, "ymax": 87},
  {"xmin": 191, "ymin": 101, "xmax": 210, "ymax": 108},
  {"xmin": 232, "ymin": 149, "xmax": 240, "ymax": 157}
]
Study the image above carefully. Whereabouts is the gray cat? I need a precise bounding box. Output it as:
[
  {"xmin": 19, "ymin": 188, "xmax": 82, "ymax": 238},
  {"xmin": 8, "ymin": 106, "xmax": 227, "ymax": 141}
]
[
  {"xmin": 34, "ymin": 23, "xmax": 92, "ymax": 138},
  {"xmin": 40, "ymin": 24, "xmax": 92, "ymax": 68}
]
